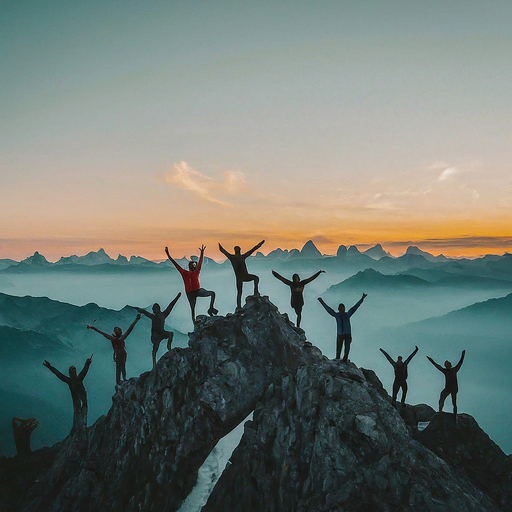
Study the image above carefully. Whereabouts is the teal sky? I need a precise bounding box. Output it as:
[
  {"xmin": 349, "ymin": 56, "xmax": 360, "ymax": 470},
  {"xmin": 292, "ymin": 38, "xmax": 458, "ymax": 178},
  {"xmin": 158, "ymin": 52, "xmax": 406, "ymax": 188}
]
[{"xmin": 1, "ymin": 1, "xmax": 512, "ymax": 260}]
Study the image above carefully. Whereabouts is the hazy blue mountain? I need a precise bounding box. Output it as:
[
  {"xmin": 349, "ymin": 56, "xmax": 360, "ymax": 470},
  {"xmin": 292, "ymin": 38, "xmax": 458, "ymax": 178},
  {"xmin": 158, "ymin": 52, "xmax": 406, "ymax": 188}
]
[
  {"xmin": 0, "ymin": 258, "xmax": 17, "ymax": 271},
  {"xmin": 362, "ymin": 244, "xmax": 391, "ymax": 260},
  {"xmin": 405, "ymin": 246, "xmax": 450, "ymax": 262}
]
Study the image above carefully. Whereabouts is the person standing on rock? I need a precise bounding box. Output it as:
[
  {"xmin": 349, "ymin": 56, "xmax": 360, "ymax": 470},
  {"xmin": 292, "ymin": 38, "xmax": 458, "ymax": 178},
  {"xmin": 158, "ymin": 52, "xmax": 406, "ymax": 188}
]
[
  {"xmin": 43, "ymin": 356, "xmax": 92, "ymax": 435},
  {"xmin": 317, "ymin": 293, "xmax": 367, "ymax": 361},
  {"xmin": 131, "ymin": 292, "xmax": 181, "ymax": 371},
  {"xmin": 427, "ymin": 350, "xmax": 465, "ymax": 418},
  {"xmin": 219, "ymin": 240, "xmax": 265, "ymax": 309},
  {"xmin": 12, "ymin": 417, "xmax": 39, "ymax": 456},
  {"xmin": 380, "ymin": 346, "xmax": 418, "ymax": 407},
  {"xmin": 165, "ymin": 245, "xmax": 218, "ymax": 322},
  {"xmin": 272, "ymin": 270, "xmax": 325, "ymax": 328},
  {"xmin": 87, "ymin": 314, "xmax": 141, "ymax": 384}
]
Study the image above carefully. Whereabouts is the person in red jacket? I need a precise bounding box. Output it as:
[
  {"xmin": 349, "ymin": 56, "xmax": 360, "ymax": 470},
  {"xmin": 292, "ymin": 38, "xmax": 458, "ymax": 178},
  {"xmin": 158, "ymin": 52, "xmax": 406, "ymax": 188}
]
[{"xmin": 165, "ymin": 244, "xmax": 217, "ymax": 322}]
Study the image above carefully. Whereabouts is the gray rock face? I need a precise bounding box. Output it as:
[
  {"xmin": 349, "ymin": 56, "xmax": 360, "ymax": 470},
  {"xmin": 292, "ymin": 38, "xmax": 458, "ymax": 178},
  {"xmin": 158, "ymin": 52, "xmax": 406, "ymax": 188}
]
[
  {"xmin": 23, "ymin": 296, "xmax": 322, "ymax": 512},
  {"xmin": 204, "ymin": 361, "xmax": 499, "ymax": 512},
  {"xmin": 417, "ymin": 413, "xmax": 512, "ymax": 510}
]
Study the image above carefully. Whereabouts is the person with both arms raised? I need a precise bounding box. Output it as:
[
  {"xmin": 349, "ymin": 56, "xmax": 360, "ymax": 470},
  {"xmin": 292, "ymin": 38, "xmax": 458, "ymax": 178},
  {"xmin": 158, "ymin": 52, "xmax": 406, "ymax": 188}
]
[
  {"xmin": 219, "ymin": 240, "xmax": 265, "ymax": 309},
  {"xmin": 317, "ymin": 293, "xmax": 367, "ymax": 362},
  {"xmin": 380, "ymin": 345, "xmax": 419, "ymax": 407},
  {"xmin": 165, "ymin": 244, "xmax": 217, "ymax": 322}
]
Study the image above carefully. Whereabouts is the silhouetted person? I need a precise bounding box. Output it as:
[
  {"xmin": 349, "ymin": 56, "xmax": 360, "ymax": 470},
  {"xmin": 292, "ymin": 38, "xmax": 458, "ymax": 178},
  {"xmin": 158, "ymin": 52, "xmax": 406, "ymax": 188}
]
[
  {"xmin": 380, "ymin": 346, "xmax": 419, "ymax": 407},
  {"xmin": 132, "ymin": 292, "xmax": 181, "ymax": 370},
  {"xmin": 272, "ymin": 270, "xmax": 325, "ymax": 328},
  {"xmin": 318, "ymin": 293, "xmax": 367, "ymax": 361},
  {"xmin": 165, "ymin": 245, "xmax": 217, "ymax": 322},
  {"xmin": 427, "ymin": 350, "xmax": 465, "ymax": 418},
  {"xmin": 43, "ymin": 356, "xmax": 92, "ymax": 435},
  {"xmin": 12, "ymin": 417, "xmax": 39, "ymax": 456},
  {"xmin": 219, "ymin": 240, "xmax": 265, "ymax": 309},
  {"xmin": 87, "ymin": 314, "xmax": 141, "ymax": 384}
]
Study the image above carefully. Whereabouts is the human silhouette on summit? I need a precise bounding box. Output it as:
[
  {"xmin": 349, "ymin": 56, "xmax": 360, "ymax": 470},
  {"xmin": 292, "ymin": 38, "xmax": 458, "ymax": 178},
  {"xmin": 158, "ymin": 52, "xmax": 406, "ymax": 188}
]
[
  {"xmin": 12, "ymin": 417, "xmax": 39, "ymax": 456},
  {"xmin": 87, "ymin": 314, "xmax": 141, "ymax": 384},
  {"xmin": 132, "ymin": 292, "xmax": 181, "ymax": 371},
  {"xmin": 380, "ymin": 346, "xmax": 418, "ymax": 407},
  {"xmin": 165, "ymin": 245, "xmax": 217, "ymax": 322},
  {"xmin": 43, "ymin": 356, "xmax": 92, "ymax": 435},
  {"xmin": 219, "ymin": 240, "xmax": 265, "ymax": 309},
  {"xmin": 318, "ymin": 293, "xmax": 367, "ymax": 361},
  {"xmin": 272, "ymin": 270, "xmax": 325, "ymax": 328},
  {"xmin": 427, "ymin": 350, "xmax": 465, "ymax": 418}
]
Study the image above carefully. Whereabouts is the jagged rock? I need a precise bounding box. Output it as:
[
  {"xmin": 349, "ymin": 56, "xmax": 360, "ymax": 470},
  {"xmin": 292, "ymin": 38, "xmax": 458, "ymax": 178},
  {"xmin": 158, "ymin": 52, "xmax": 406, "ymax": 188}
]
[
  {"xmin": 204, "ymin": 361, "xmax": 499, "ymax": 512},
  {"xmin": 22, "ymin": 296, "xmax": 321, "ymax": 512},
  {"xmin": 417, "ymin": 413, "xmax": 512, "ymax": 510}
]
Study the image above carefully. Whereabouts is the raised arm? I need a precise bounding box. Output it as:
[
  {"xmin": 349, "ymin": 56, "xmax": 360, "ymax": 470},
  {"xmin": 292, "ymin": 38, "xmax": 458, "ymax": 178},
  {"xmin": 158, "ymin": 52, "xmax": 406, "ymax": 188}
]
[
  {"xmin": 165, "ymin": 247, "xmax": 184, "ymax": 272},
  {"xmin": 405, "ymin": 346, "xmax": 419, "ymax": 365},
  {"xmin": 43, "ymin": 360, "xmax": 70, "ymax": 383},
  {"xmin": 131, "ymin": 306, "xmax": 154, "ymax": 319},
  {"xmin": 163, "ymin": 292, "xmax": 182, "ymax": 317},
  {"xmin": 218, "ymin": 243, "xmax": 230, "ymax": 258},
  {"xmin": 121, "ymin": 314, "xmax": 141, "ymax": 340},
  {"xmin": 301, "ymin": 270, "xmax": 325, "ymax": 286},
  {"xmin": 243, "ymin": 240, "xmax": 265, "ymax": 258},
  {"xmin": 78, "ymin": 356, "xmax": 93, "ymax": 381},
  {"xmin": 272, "ymin": 270, "xmax": 292, "ymax": 286},
  {"xmin": 379, "ymin": 348, "xmax": 396, "ymax": 366},
  {"xmin": 317, "ymin": 297, "xmax": 336, "ymax": 317},
  {"xmin": 427, "ymin": 356, "xmax": 444, "ymax": 372},
  {"xmin": 196, "ymin": 245, "xmax": 205, "ymax": 272},
  {"xmin": 454, "ymin": 350, "xmax": 466, "ymax": 372},
  {"xmin": 347, "ymin": 293, "xmax": 367, "ymax": 317},
  {"xmin": 87, "ymin": 324, "xmax": 115, "ymax": 342}
]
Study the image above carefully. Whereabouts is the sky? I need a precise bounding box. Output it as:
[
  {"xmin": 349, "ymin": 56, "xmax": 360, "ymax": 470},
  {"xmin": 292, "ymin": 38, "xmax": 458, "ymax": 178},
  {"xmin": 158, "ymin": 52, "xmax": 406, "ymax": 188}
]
[{"xmin": 1, "ymin": 0, "xmax": 512, "ymax": 261}]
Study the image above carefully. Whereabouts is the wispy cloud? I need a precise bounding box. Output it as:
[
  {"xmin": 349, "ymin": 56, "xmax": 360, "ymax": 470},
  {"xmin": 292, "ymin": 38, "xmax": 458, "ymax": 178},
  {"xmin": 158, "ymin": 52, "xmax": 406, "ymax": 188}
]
[
  {"xmin": 437, "ymin": 167, "xmax": 458, "ymax": 182},
  {"xmin": 162, "ymin": 161, "xmax": 246, "ymax": 207}
]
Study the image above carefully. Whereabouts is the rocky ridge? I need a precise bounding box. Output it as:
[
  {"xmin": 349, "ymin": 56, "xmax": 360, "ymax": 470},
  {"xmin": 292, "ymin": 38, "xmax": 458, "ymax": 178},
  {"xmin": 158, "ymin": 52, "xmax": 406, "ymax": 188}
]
[{"xmin": 4, "ymin": 295, "xmax": 510, "ymax": 511}]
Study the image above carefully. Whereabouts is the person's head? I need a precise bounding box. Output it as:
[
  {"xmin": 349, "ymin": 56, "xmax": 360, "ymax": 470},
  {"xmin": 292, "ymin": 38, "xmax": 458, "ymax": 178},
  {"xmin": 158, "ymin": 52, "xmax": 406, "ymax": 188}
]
[
  {"xmin": 113, "ymin": 326, "xmax": 122, "ymax": 337},
  {"xmin": 444, "ymin": 360, "xmax": 452, "ymax": 368},
  {"xmin": 189, "ymin": 260, "xmax": 198, "ymax": 271},
  {"xmin": 69, "ymin": 366, "xmax": 77, "ymax": 377},
  {"xmin": 338, "ymin": 303, "xmax": 346, "ymax": 313},
  {"xmin": 292, "ymin": 274, "xmax": 300, "ymax": 283},
  {"xmin": 152, "ymin": 303, "xmax": 161, "ymax": 314},
  {"xmin": 397, "ymin": 356, "xmax": 403, "ymax": 363},
  {"xmin": 234, "ymin": 245, "xmax": 241, "ymax": 254}
]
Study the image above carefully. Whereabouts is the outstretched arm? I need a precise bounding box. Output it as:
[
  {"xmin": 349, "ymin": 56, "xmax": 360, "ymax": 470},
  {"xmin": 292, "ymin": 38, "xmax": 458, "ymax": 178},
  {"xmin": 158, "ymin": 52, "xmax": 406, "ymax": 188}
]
[
  {"xmin": 379, "ymin": 348, "xmax": 396, "ymax": 366},
  {"xmin": 43, "ymin": 360, "xmax": 70, "ymax": 383},
  {"xmin": 218, "ymin": 243, "xmax": 230, "ymax": 258},
  {"xmin": 78, "ymin": 356, "xmax": 93, "ymax": 381},
  {"xmin": 301, "ymin": 270, "xmax": 325, "ymax": 286},
  {"xmin": 317, "ymin": 297, "xmax": 336, "ymax": 317},
  {"xmin": 121, "ymin": 314, "xmax": 141, "ymax": 340},
  {"xmin": 427, "ymin": 356, "xmax": 444, "ymax": 372},
  {"xmin": 454, "ymin": 350, "xmax": 466, "ymax": 372},
  {"xmin": 87, "ymin": 324, "xmax": 115, "ymax": 342},
  {"xmin": 347, "ymin": 293, "xmax": 367, "ymax": 317},
  {"xmin": 163, "ymin": 292, "xmax": 182, "ymax": 317},
  {"xmin": 131, "ymin": 307, "xmax": 153, "ymax": 319},
  {"xmin": 165, "ymin": 247, "xmax": 183, "ymax": 272},
  {"xmin": 243, "ymin": 240, "xmax": 265, "ymax": 258},
  {"xmin": 405, "ymin": 346, "xmax": 419, "ymax": 365},
  {"xmin": 196, "ymin": 245, "xmax": 205, "ymax": 272},
  {"xmin": 272, "ymin": 270, "xmax": 292, "ymax": 286}
]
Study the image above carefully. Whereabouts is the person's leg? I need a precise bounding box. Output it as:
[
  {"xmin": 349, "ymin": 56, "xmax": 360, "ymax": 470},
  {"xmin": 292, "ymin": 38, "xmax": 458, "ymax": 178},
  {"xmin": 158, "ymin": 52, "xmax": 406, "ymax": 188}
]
[
  {"xmin": 439, "ymin": 388, "xmax": 450, "ymax": 412},
  {"xmin": 451, "ymin": 391, "xmax": 458, "ymax": 417},
  {"xmin": 401, "ymin": 381, "xmax": 408, "ymax": 406},
  {"xmin": 296, "ymin": 309, "xmax": 302, "ymax": 328},
  {"xmin": 152, "ymin": 335, "xmax": 163, "ymax": 370},
  {"xmin": 236, "ymin": 280, "xmax": 243, "ymax": 309},
  {"xmin": 187, "ymin": 291, "xmax": 198, "ymax": 322},
  {"xmin": 392, "ymin": 380, "xmax": 400, "ymax": 403},
  {"xmin": 336, "ymin": 334, "xmax": 342, "ymax": 359},
  {"xmin": 196, "ymin": 288, "xmax": 218, "ymax": 315},
  {"xmin": 166, "ymin": 331, "xmax": 174, "ymax": 351},
  {"xmin": 115, "ymin": 361, "xmax": 121, "ymax": 385},
  {"xmin": 342, "ymin": 336, "xmax": 352, "ymax": 362}
]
